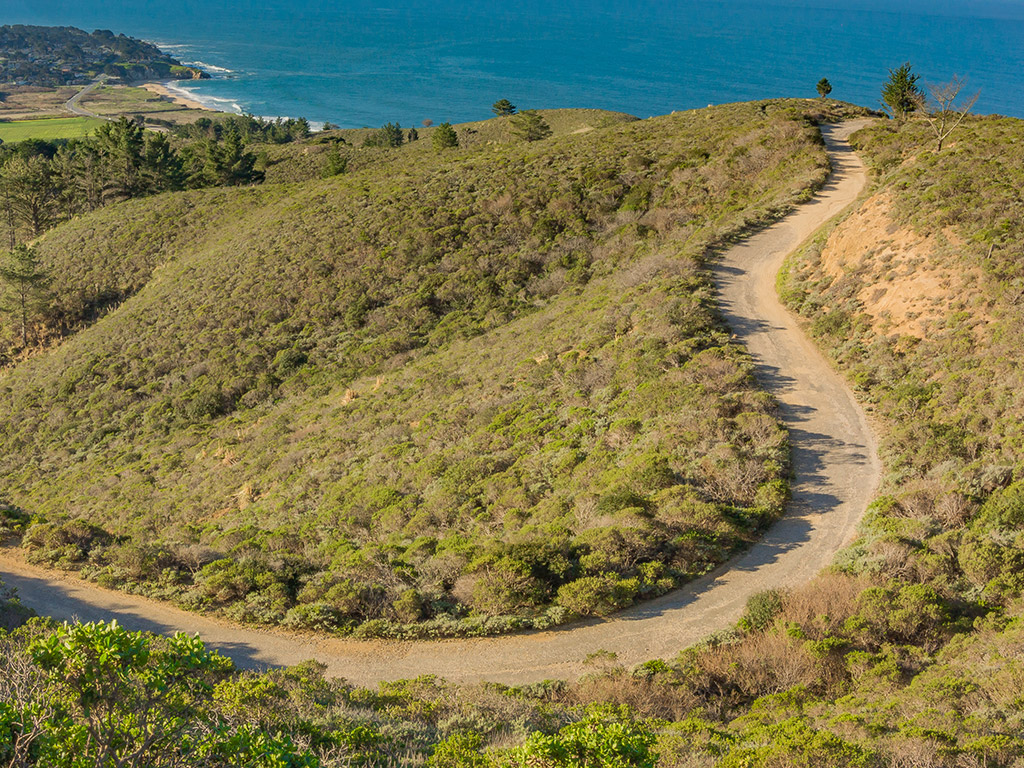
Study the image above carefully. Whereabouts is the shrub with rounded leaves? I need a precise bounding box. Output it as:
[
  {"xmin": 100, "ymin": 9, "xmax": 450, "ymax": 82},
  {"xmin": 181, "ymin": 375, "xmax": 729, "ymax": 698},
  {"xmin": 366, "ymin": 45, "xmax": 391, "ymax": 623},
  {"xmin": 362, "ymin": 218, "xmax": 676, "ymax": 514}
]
[
  {"xmin": 283, "ymin": 602, "xmax": 344, "ymax": 630},
  {"xmin": 739, "ymin": 589, "xmax": 785, "ymax": 632},
  {"xmin": 456, "ymin": 559, "xmax": 548, "ymax": 615},
  {"xmin": 392, "ymin": 588, "xmax": 426, "ymax": 623},
  {"xmin": 28, "ymin": 621, "xmax": 241, "ymax": 768},
  {"xmin": 428, "ymin": 732, "xmax": 488, "ymax": 768},
  {"xmin": 556, "ymin": 574, "xmax": 638, "ymax": 617},
  {"xmin": 508, "ymin": 706, "xmax": 656, "ymax": 768}
]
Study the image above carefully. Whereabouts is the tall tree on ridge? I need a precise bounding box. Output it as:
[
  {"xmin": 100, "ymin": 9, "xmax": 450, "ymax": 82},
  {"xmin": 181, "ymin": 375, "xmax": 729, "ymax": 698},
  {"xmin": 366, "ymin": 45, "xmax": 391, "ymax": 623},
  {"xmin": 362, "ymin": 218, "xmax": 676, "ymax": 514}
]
[
  {"xmin": 882, "ymin": 62, "xmax": 923, "ymax": 124},
  {"xmin": 511, "ymin": 110, "xmax": 552, "ymax": 142},
  {"xmin": 52, "ymin": 140, "xmax": 104, "ymax": 216},
  {"xmin": 492, "ymin": 98, "xmax": 517, "ymax": 116},
  {"xmin": 94, "ymin": 117, "xmax": 146, "ymax": 201},
  {"xmin": 0, "ymin": 155, "xmax": 59, "ymax": 240},
  {"xmin": 432, "ymin": 122, "xmax": 459, "ymax": 150},
  {"xmin": 203, "ymin": 127, "xmax": 262, "ymax": 186},
  {"xmin": 143, "ymin": 132, "xmax": 186, "ymax": 192}
]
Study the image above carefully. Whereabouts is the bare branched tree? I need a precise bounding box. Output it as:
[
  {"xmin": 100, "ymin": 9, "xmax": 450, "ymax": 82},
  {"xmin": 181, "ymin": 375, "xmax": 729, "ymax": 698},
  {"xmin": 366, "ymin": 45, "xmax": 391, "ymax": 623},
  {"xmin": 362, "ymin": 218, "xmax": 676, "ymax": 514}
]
[{"xmin": 924, "ymin": 76, "xmax": 979, "ymax": 152}]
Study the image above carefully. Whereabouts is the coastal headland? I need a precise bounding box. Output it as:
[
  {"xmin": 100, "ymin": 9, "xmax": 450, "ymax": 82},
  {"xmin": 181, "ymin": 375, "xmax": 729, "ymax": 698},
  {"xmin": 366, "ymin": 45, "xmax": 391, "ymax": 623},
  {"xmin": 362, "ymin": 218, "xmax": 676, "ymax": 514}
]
[{"xmin": 0, "ymin": 24, "xmax": 222, "ymax": 139}]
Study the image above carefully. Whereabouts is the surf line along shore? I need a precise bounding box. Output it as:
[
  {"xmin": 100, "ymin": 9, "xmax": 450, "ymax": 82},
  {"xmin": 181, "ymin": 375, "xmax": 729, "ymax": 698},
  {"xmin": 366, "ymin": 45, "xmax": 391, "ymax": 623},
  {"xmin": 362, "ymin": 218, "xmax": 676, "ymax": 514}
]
[
  {"xmin": 0, "ymin": 120, "xmax": 880, "ymax": 687},
  {"xmin": 140, "ymin": 81, "xmax": 216, "ymax": 112}
]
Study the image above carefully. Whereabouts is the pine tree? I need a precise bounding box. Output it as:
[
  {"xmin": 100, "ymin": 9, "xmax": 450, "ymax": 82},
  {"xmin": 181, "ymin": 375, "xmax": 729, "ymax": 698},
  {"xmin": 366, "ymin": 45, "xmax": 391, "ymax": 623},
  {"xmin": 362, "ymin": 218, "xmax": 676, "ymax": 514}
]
[
  {"xmin": 52, "ymin": 141, "xmax": 104, "ymax": 216},
  {"xmin": 432, "ymin": 122, "xmax": 459, "ymax": 150},
  {"xmin": 378, "ymin": 122, "xmax": 405, "ymax": 148},
  {"xmin": 203, "ymin": 129, "xmax": 263, "ymax": 186},
  {"xmin": 817, "ymin": 78, "xmax": 833, "ymax": 99},
  {"xmin": 0, "ymin": 244, "xmax": 50, "ymax": 347},
  {"xmin": 882, "ymin": 63, "xmax": 923, "ymax": 123},
  {"xmin": 322, "ymin": 146, "xmax": 349, "ymax": 177},
  {"xmin": 0, "ymin": 154, "xmax": 59, "ymax": 239},
  {"xmin": 142, "ymin": 132, "xmax": 185, "ymax": 193},
  {"xmin": 511, "ymin": 110, "xmax": 552, "ymax": 142},
  {"xmin": 94, "ymin": 117, "xmax": 146, "ymax": 201},
  {"xmin": 492, "ymin": 98, "xmax": 517, "ymax": 116}
]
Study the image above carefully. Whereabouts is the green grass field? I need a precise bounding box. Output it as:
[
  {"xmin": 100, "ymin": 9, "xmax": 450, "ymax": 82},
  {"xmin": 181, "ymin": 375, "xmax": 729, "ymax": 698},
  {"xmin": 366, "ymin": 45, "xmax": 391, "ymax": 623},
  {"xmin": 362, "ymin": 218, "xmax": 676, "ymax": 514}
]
[
  {"xmin": 80, "ymin": 85, "xmax": 192, "ymax": 117},
  {"xmin": 0, "ymin": 116, "xmax": 106, "ymax": 142}
]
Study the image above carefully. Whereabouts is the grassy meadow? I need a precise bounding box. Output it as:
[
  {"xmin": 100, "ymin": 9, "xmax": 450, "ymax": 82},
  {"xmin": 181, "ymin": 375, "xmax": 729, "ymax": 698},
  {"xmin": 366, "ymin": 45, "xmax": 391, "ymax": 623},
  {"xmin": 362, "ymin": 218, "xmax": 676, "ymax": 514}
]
[
  {"xmin": 0, "ymin": 115, "xmax": 105, "ymax": 142},
  {"xmin": 78, "ymin": 84, "xmax": 213, "ymax": 125}
]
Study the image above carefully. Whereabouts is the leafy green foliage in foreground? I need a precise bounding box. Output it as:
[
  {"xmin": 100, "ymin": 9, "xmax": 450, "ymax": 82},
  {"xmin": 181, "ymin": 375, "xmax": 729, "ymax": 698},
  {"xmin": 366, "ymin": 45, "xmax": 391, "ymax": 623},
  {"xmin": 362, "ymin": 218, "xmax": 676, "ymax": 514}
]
[
  {"xmin": 0, "ymin": 618, "xmax": 323, "ymax": 767},
  {"xmin": 0, "ymin": 101, "xmax": 869, "ymax": 636},
  {"xmin": 5, "ymin": 598, "xmax": 1023, "ymax": 768},
  {"xmin": 0, "ymin": 616, "xmax": 662, "ymax": 768}
]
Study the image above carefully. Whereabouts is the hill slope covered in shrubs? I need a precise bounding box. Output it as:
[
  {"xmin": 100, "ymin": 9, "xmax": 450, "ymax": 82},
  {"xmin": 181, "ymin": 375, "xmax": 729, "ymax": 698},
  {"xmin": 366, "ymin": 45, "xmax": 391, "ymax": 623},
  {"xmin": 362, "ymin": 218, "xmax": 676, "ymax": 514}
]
[{"xmin": 0, "ymin": 100, "xmax": 862, "ymax": 636}]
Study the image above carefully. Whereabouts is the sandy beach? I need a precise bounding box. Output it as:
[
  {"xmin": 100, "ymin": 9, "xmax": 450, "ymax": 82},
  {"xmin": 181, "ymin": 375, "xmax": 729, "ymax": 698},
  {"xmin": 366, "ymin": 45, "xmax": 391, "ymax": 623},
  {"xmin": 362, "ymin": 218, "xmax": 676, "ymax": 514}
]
[{"xmin": 141, "ymin": 82, "xmax": 213, "ymax": 112}]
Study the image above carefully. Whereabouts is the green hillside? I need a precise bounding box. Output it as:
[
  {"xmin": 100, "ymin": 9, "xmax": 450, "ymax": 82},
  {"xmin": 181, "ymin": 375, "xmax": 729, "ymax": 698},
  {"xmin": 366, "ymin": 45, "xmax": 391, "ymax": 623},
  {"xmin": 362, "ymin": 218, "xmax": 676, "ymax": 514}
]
[
  {"xmin": 0, "ymin": 100, "xmax": 864, "ymax": 635},
  {"xmin": 3, "ymin": 104, "xmax": 1024, "ymax": 768},
  {"xmin": 258, "ymin": 108, "xmax": 639, "ymax": 184}
]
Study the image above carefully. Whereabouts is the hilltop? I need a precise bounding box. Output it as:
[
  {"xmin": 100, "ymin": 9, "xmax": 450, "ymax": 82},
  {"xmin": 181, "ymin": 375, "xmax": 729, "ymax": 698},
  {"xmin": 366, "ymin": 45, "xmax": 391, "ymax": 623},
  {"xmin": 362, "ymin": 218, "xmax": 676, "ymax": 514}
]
[{"xmin": 0, "ymin": 99, "xmax": 869, "ymax": 637}]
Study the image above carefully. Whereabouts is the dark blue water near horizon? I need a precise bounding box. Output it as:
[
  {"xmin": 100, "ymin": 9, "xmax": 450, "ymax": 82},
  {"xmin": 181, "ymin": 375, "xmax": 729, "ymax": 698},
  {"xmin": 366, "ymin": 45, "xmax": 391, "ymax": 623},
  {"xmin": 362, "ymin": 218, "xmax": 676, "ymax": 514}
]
[{"xmin": 5, "ymin": 0, "xmax": 1024, "ymax": 127}]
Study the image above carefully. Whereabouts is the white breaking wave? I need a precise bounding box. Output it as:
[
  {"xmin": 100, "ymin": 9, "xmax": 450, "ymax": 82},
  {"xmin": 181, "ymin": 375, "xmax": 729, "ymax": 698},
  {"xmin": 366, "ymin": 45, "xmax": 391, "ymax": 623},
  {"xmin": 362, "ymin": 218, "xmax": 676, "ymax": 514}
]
[
  {"xmin": 163, "ymin": 83, "xmax": 245, "ymax": 115},
  {"xmin": 146, "ymin": 39, "xmax": 322, "ymax": 126},
  {"xmin": 184, "ymin": 60, "xmax": 234, "ymax": 74},
  {"xmin": 148, "ymin": 41, "xmax": 194, "ymax": 56}
]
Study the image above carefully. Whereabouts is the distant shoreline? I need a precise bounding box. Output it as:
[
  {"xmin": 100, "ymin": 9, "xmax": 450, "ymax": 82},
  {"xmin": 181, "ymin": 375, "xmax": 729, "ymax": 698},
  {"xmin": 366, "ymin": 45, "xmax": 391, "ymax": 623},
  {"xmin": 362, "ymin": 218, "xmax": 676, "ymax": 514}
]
[{"xmin": 140, "ymin": 81, "xmax": 216, "ymax": 113}]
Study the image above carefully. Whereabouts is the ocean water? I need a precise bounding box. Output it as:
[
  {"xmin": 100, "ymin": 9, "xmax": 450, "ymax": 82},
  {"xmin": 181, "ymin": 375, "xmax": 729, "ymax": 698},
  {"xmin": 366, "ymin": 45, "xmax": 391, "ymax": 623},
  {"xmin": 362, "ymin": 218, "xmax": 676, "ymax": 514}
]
[{"xmin": 4, "ymin": 0, "xmax": 1024, "ymax": 127}]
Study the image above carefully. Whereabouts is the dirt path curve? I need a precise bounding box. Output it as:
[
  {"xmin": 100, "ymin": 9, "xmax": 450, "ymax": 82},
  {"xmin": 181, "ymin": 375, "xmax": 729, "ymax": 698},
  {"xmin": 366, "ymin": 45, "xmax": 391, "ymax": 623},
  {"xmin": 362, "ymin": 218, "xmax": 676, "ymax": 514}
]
[{"xmin": 0, "ymin": 121, "xmax": 879, "ymax": 687}]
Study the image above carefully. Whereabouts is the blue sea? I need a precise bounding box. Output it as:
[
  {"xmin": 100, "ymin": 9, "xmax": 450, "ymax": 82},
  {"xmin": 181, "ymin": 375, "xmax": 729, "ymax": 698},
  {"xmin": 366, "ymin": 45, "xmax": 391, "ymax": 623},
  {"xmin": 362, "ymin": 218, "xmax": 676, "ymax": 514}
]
[{"xmin": 4, "ymin": 0, "xmax": 1024, "ymax": 127}]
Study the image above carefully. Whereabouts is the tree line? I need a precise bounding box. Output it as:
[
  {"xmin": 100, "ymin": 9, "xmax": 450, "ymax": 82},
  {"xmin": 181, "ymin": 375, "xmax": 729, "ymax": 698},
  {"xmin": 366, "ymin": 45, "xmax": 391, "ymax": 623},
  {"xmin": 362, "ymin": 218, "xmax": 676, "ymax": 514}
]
[
  {"xmin": 174, "ymin": 114, "xmax": 311, "ymax": 145},
  {"xmin": 361, "ymin": 99, "xmax": 552, "ymax": 153},
  {"xmin": 0, "ymin": 117, "xmax": 264, "ymax": 245}
]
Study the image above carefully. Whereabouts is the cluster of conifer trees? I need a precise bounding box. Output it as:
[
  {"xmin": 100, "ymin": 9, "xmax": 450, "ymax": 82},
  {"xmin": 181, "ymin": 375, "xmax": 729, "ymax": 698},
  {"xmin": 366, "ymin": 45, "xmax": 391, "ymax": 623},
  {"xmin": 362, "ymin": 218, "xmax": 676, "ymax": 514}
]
[{"xmin": 0, "ymin": 117, "xmax": 264, "ymax": 244}]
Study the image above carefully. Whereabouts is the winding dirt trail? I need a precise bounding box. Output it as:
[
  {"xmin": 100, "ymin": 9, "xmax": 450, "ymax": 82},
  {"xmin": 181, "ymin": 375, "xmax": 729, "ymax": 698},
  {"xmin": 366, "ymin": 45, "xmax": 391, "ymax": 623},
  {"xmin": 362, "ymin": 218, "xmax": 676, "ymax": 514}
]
[{"xmin": 0, "ymin": 121, "xmax": 879, "ymax": 686}]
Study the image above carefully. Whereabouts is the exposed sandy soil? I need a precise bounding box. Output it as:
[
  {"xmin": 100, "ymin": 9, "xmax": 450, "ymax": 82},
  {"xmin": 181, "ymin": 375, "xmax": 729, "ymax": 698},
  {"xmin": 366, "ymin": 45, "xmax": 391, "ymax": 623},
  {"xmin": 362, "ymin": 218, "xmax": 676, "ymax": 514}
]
[
  {"xmin": 820, "ymin": 191, "xmax": 987, "ymax": 338},
  {"xmin": 0, "ymin": 121, "xmax": 880, "ymax": 686}
]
